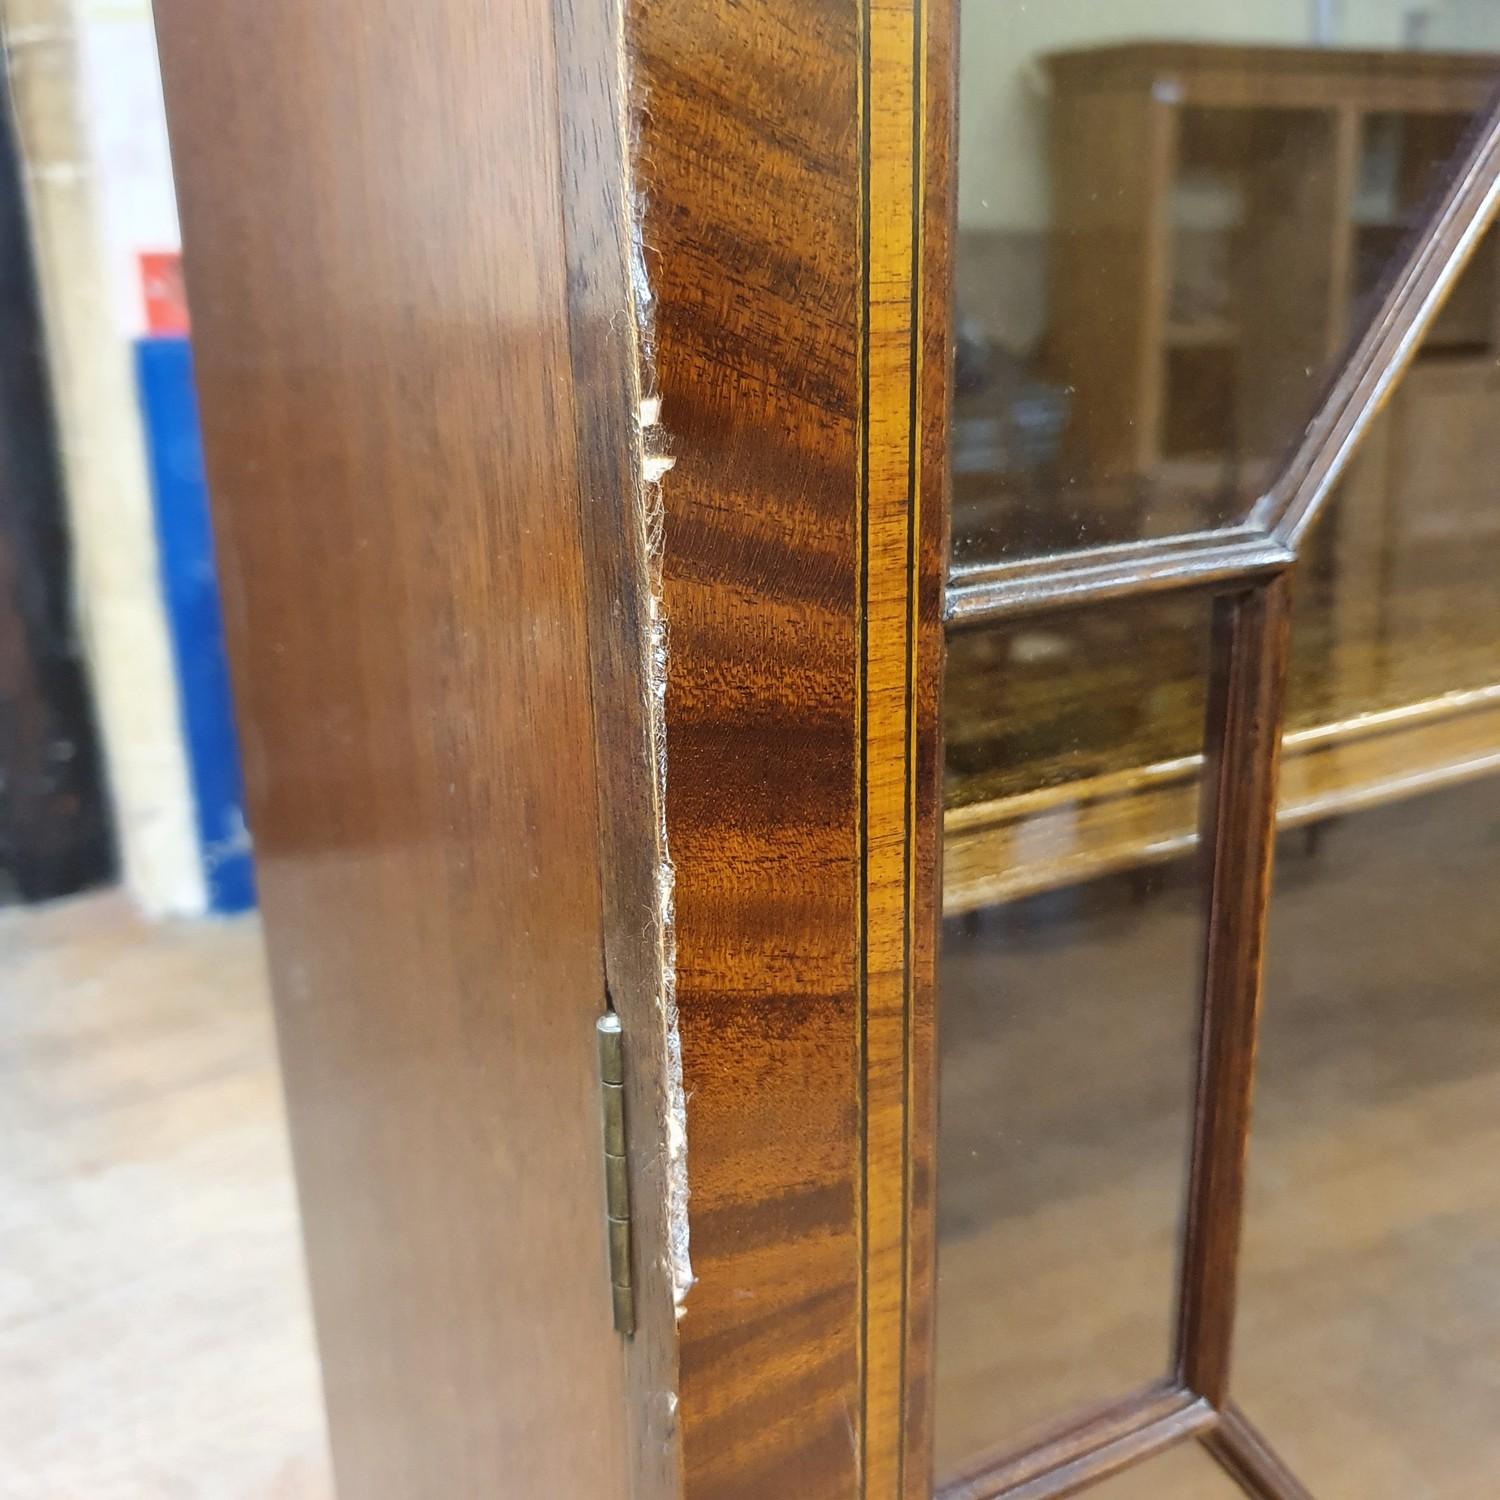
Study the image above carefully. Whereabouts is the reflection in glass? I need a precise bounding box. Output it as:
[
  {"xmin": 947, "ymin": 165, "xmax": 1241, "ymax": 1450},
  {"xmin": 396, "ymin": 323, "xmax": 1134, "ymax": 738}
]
[
  {"xmin": 944, "ymin": 597, "xmax": 1209, "ymax": 917},
  {"xmin": 946, "ymin": 598, "xmax": 1207, "ymax": 809},
  {"xmin": 1086, "ymin": 1440, "xmax": 1243, "ymax": 1498},
  {"xmin": 939, "ymin": 2, "xmax": 1500, "ymax": 1484},
  {"xmin": 1237, "ymin": 780, "xmax": 1500, "ymax": 1498},
  {"xmin": 1285, "ymin": 335, "xmax": 1500, "ymax": 737},
  {"xmin": 953, "ymin": 2, "xmax": 1500, "ymax": 565},
  {"xmin": 935, "ymin": 863, "xmax": 1203, "ymax": 1479},
  {"xmin": 936, "ymin": 597, "xmax": 1212, "ymax": 1481}
]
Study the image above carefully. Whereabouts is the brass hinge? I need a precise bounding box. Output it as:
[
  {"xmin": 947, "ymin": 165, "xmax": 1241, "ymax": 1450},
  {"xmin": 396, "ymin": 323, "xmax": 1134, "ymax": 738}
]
[{"xmin": 596, "ymin": 1013, "xmax": 635, "ymax": 1336}]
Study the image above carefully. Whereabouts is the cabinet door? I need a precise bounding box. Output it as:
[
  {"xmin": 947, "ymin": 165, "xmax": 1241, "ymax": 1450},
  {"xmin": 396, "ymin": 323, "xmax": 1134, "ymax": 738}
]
[
  {"xmin": 158, "ymin": 0, "xmax": 1500, "ymax": 1496},
  {"xmin": 933, "ymin": 8, "xmax": 1500, "ymax": 1500}
]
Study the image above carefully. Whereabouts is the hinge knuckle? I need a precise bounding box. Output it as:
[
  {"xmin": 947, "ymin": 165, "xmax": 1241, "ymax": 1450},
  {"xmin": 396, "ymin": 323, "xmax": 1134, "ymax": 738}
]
[{"xmin": 596, "ymin": 1013, "xmax": 635, "ymax": 1336}]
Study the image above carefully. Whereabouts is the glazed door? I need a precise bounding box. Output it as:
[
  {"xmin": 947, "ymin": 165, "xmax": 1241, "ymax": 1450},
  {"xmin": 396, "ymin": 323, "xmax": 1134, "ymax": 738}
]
[{"xmin": 930, "ymin": 9, "xmax": 1500, "ymax": 1499}]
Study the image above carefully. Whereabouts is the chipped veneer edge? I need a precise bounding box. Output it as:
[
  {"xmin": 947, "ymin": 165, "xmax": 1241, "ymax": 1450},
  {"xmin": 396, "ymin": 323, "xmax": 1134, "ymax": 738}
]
[{"xmin": 622, "ymin": 56, "xmax": 692, "ymax": 1316}]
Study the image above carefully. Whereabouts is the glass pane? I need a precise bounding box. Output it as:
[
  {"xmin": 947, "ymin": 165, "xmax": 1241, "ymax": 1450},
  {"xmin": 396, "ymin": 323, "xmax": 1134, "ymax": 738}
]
[
  {"xmin": 1087, "ymin": 1441, "xmax": 1243, "ymax": 1498},
  {"xmin": 1286, "ymin": 319, "xmax": 1500, "ymax": 741},
  {"xmin": 953, "ymin": 2, "xmax": 1500, "ymax": 566},
  {"xmin": 1237, "ymin": 778, "xmax": 1500, "ymax": 1498},
  {"xmin": 935, "ymin": 597, "xmax": 1211, "ymax": 1480},
  {"xmin": 945, "ymin": 594, "xmax": 1209, "ymax": 913}
]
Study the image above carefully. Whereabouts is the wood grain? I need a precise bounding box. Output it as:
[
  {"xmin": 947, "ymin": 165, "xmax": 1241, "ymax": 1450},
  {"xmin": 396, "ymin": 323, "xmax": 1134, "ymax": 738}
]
[
  {"xmin": 623, "ymin": 0, "xmax": 940, "ymax": 1489},
  {"xmin": 155, "ymin": 3, "xmax": 641, "ymax": 1494},
  {"xmin": 861, "ymin": 0, "xmax": 922, "ymax": 1489},
  {"xmin": 623, "ymin": 0, "xmax": 864, "ymax": 1491},
  {"xmin": 902, "ymin": 0, "xmax": 954, "ymax": 1486}
]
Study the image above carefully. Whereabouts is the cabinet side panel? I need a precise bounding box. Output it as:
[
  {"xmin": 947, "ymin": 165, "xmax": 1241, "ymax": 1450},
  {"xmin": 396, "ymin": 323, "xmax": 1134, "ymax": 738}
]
[
  {"xmin": 624, "ymin": 0, "xmax": 864, "ymax": 1493},
  {"xmin": 154, "ymin": 4, "xmax": 632, "ymax": 1496}
]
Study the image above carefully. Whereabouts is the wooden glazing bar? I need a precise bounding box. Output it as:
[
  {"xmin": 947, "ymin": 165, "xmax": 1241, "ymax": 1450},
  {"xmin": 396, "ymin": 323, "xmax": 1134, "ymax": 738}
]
[
  {"xmin": 1202, "ymin": 1406, "xmax": 1317, "ymax": 1500},
  {"xmin": 945, "ymin": 528, "xmax": 1293, "ymax": 631},
  {"xmin": 937, "ymin": 1384, "xmax": 1216, "ymax": 1500},
  {"xmin": 1176, "ymin": 575, "xmax": 1295, "ymax": 1409},
  {"xmin": 1259, "ymin": 95, "xmax": 1500, "ymax": 549}
]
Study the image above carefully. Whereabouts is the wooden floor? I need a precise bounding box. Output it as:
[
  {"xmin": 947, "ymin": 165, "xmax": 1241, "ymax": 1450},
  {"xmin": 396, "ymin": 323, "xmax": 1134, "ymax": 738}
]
[{"xmin": 0, "ymin": 892, "xmax": 333, "ymax": 1499}]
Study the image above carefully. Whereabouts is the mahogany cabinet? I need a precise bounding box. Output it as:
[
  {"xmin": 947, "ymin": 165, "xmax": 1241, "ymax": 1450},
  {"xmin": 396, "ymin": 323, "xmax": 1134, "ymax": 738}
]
[{"xmin": 155, "ymin": 1, "xmax": 1500, "ymax": 1496}]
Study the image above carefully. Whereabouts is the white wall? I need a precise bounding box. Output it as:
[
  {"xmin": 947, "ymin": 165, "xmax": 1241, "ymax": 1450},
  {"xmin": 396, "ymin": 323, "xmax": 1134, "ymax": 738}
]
[
  {"xmin": 76, "ymin": 0, "xmax": 181, "ymax": 336},
  {"xmin": 959, "ymin": 0, "xmax": 1500, "ymax": 232}
]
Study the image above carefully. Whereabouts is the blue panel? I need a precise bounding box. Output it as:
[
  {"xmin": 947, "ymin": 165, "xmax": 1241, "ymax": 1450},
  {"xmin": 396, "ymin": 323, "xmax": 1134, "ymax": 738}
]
[{"xmin": 135, "ymin": 335, "xmax": 255, "ymax": 913}]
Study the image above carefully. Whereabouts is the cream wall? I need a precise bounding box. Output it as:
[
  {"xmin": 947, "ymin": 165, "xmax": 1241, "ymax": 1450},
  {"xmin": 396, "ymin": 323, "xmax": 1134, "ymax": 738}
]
[
  {"xmin": 2, "ymin": 0, "xmax": 204, "ymax": 915},
  {"xmin": 959, "ymin": 0, "xmax": 1500, "ymax": 232}
]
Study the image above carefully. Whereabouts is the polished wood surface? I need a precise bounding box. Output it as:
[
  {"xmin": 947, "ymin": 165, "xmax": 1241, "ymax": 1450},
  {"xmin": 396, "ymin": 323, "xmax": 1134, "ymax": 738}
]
[
  {"xmin": 1203, "ymin": 1409, "xmax": 1316, "ymax": 1500},
  {"xmin": 861, "ymin": 0, "xmax": 928, "ymax": 1483},
  {"xmin": 145, "ymin": 6, "xmax": 1500, "ymax": 1496},
  {"xmin": 624, "ymin": 0, "xmax": 943, "ymax": 1488},
  {"xmin": 946, "ymin": 529, "xmax": 1293, "ymax": 629},
  {"xmin": 555, "ymin": 0, "xmax": 685, "ymax": 1473},
  {"xmin": 1177, "ymin": 579, "xmax": 1293, "ymax": 1408},
  {"xmin": 941, "ymin": 1385, "xmax": 1214, "ymax": 1500},
  {"xmin": 624, "ymin": 0, "xmax": 862, "ymax": 1488},
  {"xmin": 156, "ymin": 3, "xmax": 645, "ymax": 1494},
  {"xmin": 905, "ymin": 0, "xmax": 957, "ymax": 1484},
  {"xmin": 162, "ymin": 0, "xmax": 947, "ymax": 1490}
]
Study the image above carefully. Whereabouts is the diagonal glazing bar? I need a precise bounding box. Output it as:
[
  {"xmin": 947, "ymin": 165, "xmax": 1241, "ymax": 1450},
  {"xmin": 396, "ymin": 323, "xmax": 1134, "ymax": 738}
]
[
  {"xmin": 1255, "ymin": 92, "xmax": 1500, "ymax": 551},
  {"xmin": 1201, "ymin": 1406, "xmax": 1317, "ymax": 1500}
]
